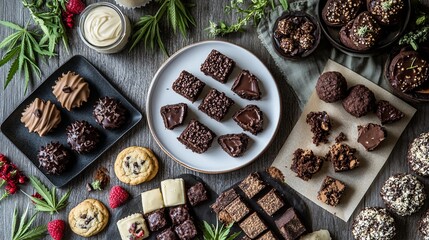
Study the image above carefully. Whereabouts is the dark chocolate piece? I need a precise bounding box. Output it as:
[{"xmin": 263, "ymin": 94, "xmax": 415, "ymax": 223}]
[
  {"xmin": 157, "ymin": 227, "xmax": 178, "ymax": 240},
  {"xmin": 93, "ymin": 96, "xmax": 127, "ymax": 129},
  {"xmin": 291, "ymin": 148, "xmax": 324, "ymax": 181},
  {"xmin": 342, "ymin": 84, "xmax": 376, "ymax": 118},
  {"xmin": 177, "ymin": 120, "xmax": 216, "ymax": 154},
  {"xmin": 172, "ymin": 71, "xmax": 205, "ymax": 102},
  {"xmin": 275, "ymin": 208, "xmax": 306, "ymax": 240},
  {"xmin": 211, "ymin": 188, "xmax": 239, "ymax": 214},
  {"xmin": 239, "ymin": 212, "xmax": 267, "ymax": 239},
  {"xmin": 225, "ymin": 197, "xmax": 250, "ymax": 222},
  {"xmin": 335, "ymin": 132, "xmax": 347, "ymax": 143},
  {"xmin": 187, "ymin": 182, "xmax": 208, "ymax": 206},
  {"xmin": 239, "ymin": 172, "xmax": 265, "ymax": 198},
  {"xmin": 233, "ymin": 105, "xmax": 264, "ymax": 135},
  {"xmin": 327, "ymin": 143, "xmax": 360, "ymax": 172},
  {"xmin": 218, "ymin": 133, "xmax": 250, "ymax": 157},
  {"xmin": 169, "ymin": 205, "xmax": 190, "ymax": 226},
  {"xmin": 200, "ymin": 49, "xmax": 235, "ymax": 83},
  {"xmin": 316, "ymin": 71, "xmax": 348, "ymax": 103},
  {"xmin": 257, "ymin": 189, "xmax": 284, "ymax": 216},
  {"xmin": 322, "ymin": 0, "xmax": 364, "ymax": 27},
  {"xmin": 357, "ymin": 123, "xmax": 386, "ymax": 151},
  {"xmin": 38, "ymin": 142, "xmax": 72, "ymax": 175},
  {"xmin": 232, "ymin": 70, "xmax": 262, "ymax": 100},
  {"xmin": 317, "ymin": 176, "xmax": 346, "ymax": 207},
  {"xmin": 376, "ymin": 100, "xmax": 404, "ymax": 125},
  {"xmin": 306, "ymin": 111, "xmax": 332, "ymax": 146},
  {"xmin": 147, "ymin": 209, "xmax": 168, "ymax": 232},
  {"xmin": 160, "ymin": 103, "xmax": 188, "ymax": 130},
  {"xmin": 198, "ymin": 89, "xmax": 234, "ymax": 122},
  {"xmin": 174, "ymin": 219, "xmax": 197, "ymax": 240},
  {"xmin": 66, "ymin": 120, "xmax": 100, "ymax": 154}
]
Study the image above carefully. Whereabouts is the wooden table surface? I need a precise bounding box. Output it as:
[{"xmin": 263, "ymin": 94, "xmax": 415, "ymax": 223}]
[{"xmin": 1, "ymin": 0, "xmax": 429, "ymax": 239}]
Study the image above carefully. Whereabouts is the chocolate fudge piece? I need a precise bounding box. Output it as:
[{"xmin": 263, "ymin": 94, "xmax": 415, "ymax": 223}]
[
  {"xmin": 198, "ymin": 89, "xmax": 235, "ymax": 122},
  {"xmin": 211, "ymin": 188, "xmax": 239, "ymax": 213},
  {"xmin": 218, "ymin": 133, "xmax": 250, "ymax": 157},
  {"xmin": 157, "ymin": 227, "xmax": 178, "ymax": 240},
  {"xmin": 174, "ymin": 219, "xmax": 197, "ymax": 240},
  {"xmin": 257, "ymin": 231, "xmax": 276, "ymax": 240},
  {"xmin": 357, "ymin": 123, "xmax": 386, "ymax": 151},
  {"xmin": 275, "ymin": 208, "xmax": 306, "ymax": 240},
  {"xmin": 233, "ymin": 105, "xmax": 264, "ymax": 135},
  {"xmin": 376, "ymin": 100, "xmax": 404, "ymax": 125},
  {"xmin": 239, "ymin": 172, "xmax": 266, "ymax": 198},
  {"xmin": 177, "ymin": 120, "xmax": 216, "ymax": 154},
  {"xmin": 291, "ymin": 148, "xmax": 324, "ymax": 181},
  {"xmin": 239, "ymin": 212, "xmax": 267, "ymax": 239},
  {"xmin": 160, "ymin": 103, "xmax": 188, "ymax": 130},
  {"xmin": 172, "ymin": 71, "xmax": 205, "ymax": 102},
  {"xmin": 306, "ymin": 111, "xmax": 332, "ymax": 145},
  {"xmin": 200, "ymin": 49, "xmax": 235, "ymax": 83},
  {"xmin": 169, "ymin": 205, "xmax": 191, "ymax": 225},
  {"xmin": 257, "ymin": 189, "xmax": 284, "ymax": 216},
  {"xmin": 225, "ymin": 197, "xmax": 250, "ymax": 222},
  {"xmin": 232, "ymin": 70, "xmax": 262, "ymax": 100},
  {"xmin": 317, "ymin": 176, "xmax": 346, "ymax": 207},
  {"xmin": 147, "ymin": 209, "xmax": 168, "ymax": 231},
  {"xmin": 327, "ymin": 143, "xmax": 359, "ymax": 172},
  {"xmin": 335, "ymin": 132, "xmax": 346, "ymax": 143},
  {"xmin": 187, "ymin": 182, "xmax": 208, "ymax": 206}
]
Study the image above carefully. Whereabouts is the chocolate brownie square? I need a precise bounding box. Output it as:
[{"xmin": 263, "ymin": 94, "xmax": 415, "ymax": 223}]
[
  {"xmin": 257, "ymin": 189, "xmax": 284, "ymax": 216},
  {"xmin": 291, "ymin": 148, "xmax": 324, "ymax": 181},
  {"xmin": 239, "ymin": 212, "xmax": 267, "ymax": 239},
  {"xmin": 174, "ymin": 219, "xmax": 197, "ymax": 240},
  {"xmin": 239, "ymin": 172, "xmax": 265, "ymax": 198},
  {"xmin": 327, "ymin": 143, "xmax": 359, "ymax": 172},
  {"xmin": 233, "ymin": 105, "xmax": 264, "ymax": 135},
  {"xmin": 200, "ymin": 49, "xmax": 235, "ymax": 83},
  {"xmin": 172, "ymin": 71, "xmax": 205, "ymax": 102},
  {"xmin": 317, "ymin": 176, "xmax": 346, "ymax": 207},
  {"xmin": 232, "ymin": 70, "xmax": 262, "ymax": 100},
  {"xmin": 187, "ymin": 182, "xmax": 208, "ymax": 206},
  {"xmin": 218, "ymin": 133, "xmax": 250, "ymax": 157},
  {"xmin": 257, "ymin": 231, "xmax": 276, "ymax": 240},
  {"xmin": 198, "ymin": 89, "xmax": 234, "ymax": 121},
  {"xmin": 306, "ymin": 111, "xmax": 332, "ymax": 146},
  {"xmin": 177, "ymin": 120, "xmax": 216, "ymax": 154},
  {"xmin": 157, "ymin": 227, "xmax": 178, "ymax": 240},
  {"xmin": 160, "ymin": 103, "xmax": 188, "ymax": 130},
  {"xmin": 147, "ymin": 209, "xmax": 168, "ymax": 231},
  {"xmin": 211, "ymin": 188, "xmax": 239, "ymax": 213},
  {"xmin": 275, "ymin": 208, "xmax": 306, "ymax": 240},
  {"xmin": 169, "ymin": 205, "xmax": 190, "ymax": 225},
  {"xmin": 225, "ymin": 197, "xmax": 250, "ymax": 222}
]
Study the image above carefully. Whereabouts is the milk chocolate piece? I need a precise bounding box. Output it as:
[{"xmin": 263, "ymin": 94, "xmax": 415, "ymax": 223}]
[
  {"xmin": 187, "ymin": 182, "xmax": 208, "ymax": 206},
  {"xmin": 233, "ymin": 105, "xmax": 264, "ymax": 135},
  {"xmin": 257, "ymin": 189, "xmax": 284, "ymax": 216},
  {"xmin": 160, "ymin": 103, "xmax": 188, "ymax": 130},
  {"xmin": 232, "ymin": 70, "xmax": 262, "ymax": 100},
  {"xmin": 306, "ymin": 111, "xmax": 332, "ymax": 146},
  {"xmin": 52, "ymin": 71, "xmax": 90, "ymax": 111},
  {"xmin": 225, "ymin": 197, "xmax": 250, "ymax": 222},
  {"xmin": 291, "ymin": 148, "xmax": 324, "ymax": 181},
  {"xmin": 357, "ymin": 123, "xmax": 386, "ymax": 151},
  {"xmin": 317, "ymin": 176, "xmax": 346, "ymax": 207},
  {"xmin": 177, "ymin": 120, "xmax": 216, "ymax": 154},
  {"xmin": 198, "ymin": 89, "xmax": 234, "ymax": 122},
  {"xmin": 327, "ymin": 143, "xmax": 360, "ymax": 172},
  {"xmin": 275, "ymin": 208, "xmax": 306, "ymax": 240},
  {"xmin": 146, "ymin": 209, "xmax": 168, "ymax": 232},
  {"xmin": 218, "ymin": 133, "xmax": 250, "ymax": 157},
  {"xmin": 239, "ymin": 212, "xmax": 267, "ymax": 239},
  {"xmin": 376, "ymin": 100, "xmax": 404, "ymax": 125},
  {"xmin": 211, "ymin": 188, "xmax": 239, "ymax": 213},
  {"xmin": 21, "ymin": 98, "xmax": 61, "ymax": 137},
  {"xmin": 239, "ymin": 172, "xmax": 265, "ymax": 198},
  {"xmin": 174, "ymin": 220, "xmax": 197, "ymax": 240},
  {"xmin": 172, "ymin": 71, "xmax": 205, "ymax": 102},
  {"xmin": 200, "ymin": 49, "xmax": 235, "ymax": 83}
]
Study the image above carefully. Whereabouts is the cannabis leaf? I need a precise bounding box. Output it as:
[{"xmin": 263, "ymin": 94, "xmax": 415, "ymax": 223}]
[
  {"xmin": 202, "ymin": 221, "xmax": 241, "ymax": 240},
  {"xmin": 11, "ymin": 205, "xmax": 47, "ymax": 240},
  {"xmin": 23, "ymin": 176, "xmax": 71, "ymax": 214}
]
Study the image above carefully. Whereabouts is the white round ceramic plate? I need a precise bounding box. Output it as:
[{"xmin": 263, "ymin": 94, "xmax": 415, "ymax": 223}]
[{"xmin": 146, "ymin": 41, "xmax": 281, "ymax": 173}]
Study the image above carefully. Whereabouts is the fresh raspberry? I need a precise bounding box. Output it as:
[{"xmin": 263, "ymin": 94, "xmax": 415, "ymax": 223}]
[
  {"xmin": 109, "ymin": 185, "xmax": 129, "ymax": 209},
  {"xmin": 62, "ymin": 11, "xmax": 75, "ymax": 29},
  {"xmin": 18, "ymin": 175, "xmax": 26, "ymax": 184},
  {"xmin": 48, "ymin": 220, "xmax": 66, "ymax": 240},
  {"xmin": 5, "ymin": 182, "xmax": 17, "ymax": 194},
  {"xmin": 66, "ymin": 0, "xmax": 86, "ymax": 15}
]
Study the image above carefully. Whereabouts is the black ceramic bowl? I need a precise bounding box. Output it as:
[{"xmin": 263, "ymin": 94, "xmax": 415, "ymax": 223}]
[
  {"xmin": 317, "ymin": 0, "xmax": 411, "ymax": 57},
  {"xmin": 272, "ymin": 11, "xmax": 321, "ymax": 60}
]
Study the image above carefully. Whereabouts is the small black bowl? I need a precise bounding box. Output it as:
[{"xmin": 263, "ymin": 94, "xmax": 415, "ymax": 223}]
[
  {"xmin": 272, "ymin": 11, "xmax": 321, "ymax": 60},
  {"xmin": 317, "ymin": 0, "xmax": 411, "ymax": 57}
]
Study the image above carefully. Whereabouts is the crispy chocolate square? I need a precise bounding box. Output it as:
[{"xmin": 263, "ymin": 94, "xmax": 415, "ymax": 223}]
[
  {"xmin": 233, "ymin": 105, "xmax": 264, "ymax": 135},
  {"xmin": 257, "ymin": 189, "xmax": 284, "ymax": 216},
  {"xmin": 147, "ymin": 209, "xmax": 168, "ymax": 231},
  {"xmin": 218, "ymin": 133, "xmax": 250, "ymax": 157},
  {"xmin": 177, "ymin": 120, "xmax": 216, "ymax": 154},
  {"xmin": 211, "ymin": 188, "xmax": 239, "ymax": 213},
  {"xmin": 174, "ymin": 219, "xmax": 197, "ymax": 240},
  {"xmin": 160, "ymin": 103, "xmax": 188, "ymax": 130},
  {"xmin": 169, "ymin": 205, "xmax": 191, "ymax": 225},
  {"xmin": 275, "ymin": 208, "xmax": 306, "ymax": 240},
  {"xmin": 200, "ymin": 49, "xmax": 235, "ymax": 83},
  {"xmin": 198, "ymin": 89, "xmax": 234, "ymax": 121},
  {"xmin": 257, "ymin": 231, "xmax": 276, "ymax": 240},
  {"xmin": 317, "ymin": 176, "xmax": 346, "ymax": 207},
  {"xmin": 187, "ymin": 182, "xmax": 208, "ymax": 206},
  {"xmin": 239, "ymin": 212, "xmax": 267, "ymax": 239},
  {"xmin": 218, "ymin": 210, "xmax": 234, "ymax": 225},
  {"xmin": 157, "ymin": 227, "xmax": 178, "ymax": 240},
  {"xmin": 225, "ymin": 197, "xmax": 250, "ymax": 222},
  {"xmin": 239, "ymin": 172, "xmax": 265, "ymax": 198},
  {"xmin": 232, "ymin": 70, "xmax": 262, "ymax": 100},
  {"xmin": 172, "ymin": 71, "xmax": 205, "ymax": 102}
]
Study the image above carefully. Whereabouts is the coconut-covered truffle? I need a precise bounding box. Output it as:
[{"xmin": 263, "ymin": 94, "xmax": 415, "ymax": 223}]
[
  {"xmin": 316, "ymin": 71, "xmax": 348, "ymax": 103},
  {"xmin": 342, "ymin": 84, "xmax": 376, "ymax": 117},
  {"xmin": 380, "ymin": 173, "xmax": 426, "ymax": 216},
  {"xmin": 38, "ymin": 142, "xmax": 72, "ymax": 174},
  {"xmin": 419, "ymin": 209, "xmax": 429, "ymax": 240},
  {"xmin": 66, "ymin": 120, "xmax": 100, "ymax": 154},
  {"xmin": 93, "ymin": 96, "xmax": 127, "ymax": 129},
  {"xmin": 352, "ymin": 207, "xmax": 396, "ymax": 240},
  {"xmin": 408, "ymin": 132, "xmax": 429, "ymax": 176}
]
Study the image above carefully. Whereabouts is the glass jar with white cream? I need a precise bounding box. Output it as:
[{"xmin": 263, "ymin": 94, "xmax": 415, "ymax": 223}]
[{"xmin": 78, "ymin": 2, "xmax": 131, "ymax": 54}]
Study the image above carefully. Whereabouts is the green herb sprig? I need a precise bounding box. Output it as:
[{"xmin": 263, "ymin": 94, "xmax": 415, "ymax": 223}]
[
  {"xmin": 23, "ymin": 176, "xmax": 71, "ymax": 214},
  {"xmin": 202, "ymin": 221, "xmax": 240, "ymax": 240},
  {"xmin": 399, "ymin": 2, "xmax": 429, "ymax": 50},
  {"xmin": 11, "ymin": 205, "xmax": 47, "ymax": 240},
  {"xmin": 207, "ymin": 0, "xmax": 289, "ymax": 37}
]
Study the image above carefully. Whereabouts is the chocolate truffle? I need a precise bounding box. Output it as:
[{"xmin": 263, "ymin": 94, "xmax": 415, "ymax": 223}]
[
  {"xmin": 169, "ymin": 205, "xmax": 190, "ymax": 225},
  {"xmin": 198, "ymin": 89, "xmax": 234, "ymax": 122},
  {"xmin": 317, "ymin": 176, "xmax": 346, "ymax": 207},
  {"xmin": 327, "ymin": 143, "xmax": 359, "ymax": 172},
  {"xmin": 224, "ymin": 197, "xmax": 250, "ymax": 222},
  {"xmin": 408, "ymin": 132, "xmax": 429, "ymax": 176},
  {"xmin": 187, "ymin": 182, "xmax": 208, "ymax": 206},
  {"xmin": 146, "ymin": 209, "xmax": 168, "ymax": 232},
  {"xmin": 306, "ymin": 111, "xmax": 332, "ymax": 146},
  {"xmin": 342, "ymin": 84, "xmax": 376, "ymax": 117},
  {"xmin": 291, "ymin": 148, "xmax": 324, "ymax": 181},
  {"xmin": 172, "ymin": 71, "xmax": 205, "ymax": 102},
  {"xmin": 239, "ymin": 212, "xmax": 267, "ymax": 239},
  {"xmin": 352, "ymin": 207, "xmax": 396, "ymax": 240},
  {"xmin": 177, "ymin": 120, "xmax": 216, "ymax": 154},
  {"xmin": 200, "ymin": 49, "xmax": 235, "ymax": 83},
  {"xmin": 419, "ymin": 209, "xmax": 429, "ymax": 240},
  {"xmin": 232, "ymin": 70, "xmax": 262, "ymax": 100},
  {"xmin": 93, "ymin": 97, "xmax": 127, "ymax": 129},
  {"xmin": 21, "ymin": 98, "xmax": 61, "ymax": 137},
  {"xmin": 375, "ymin": 100, "xmax": 404, "ymax": 125},
  {"xmin": 380, "ymin": 173, "xmax": 426, "ymax": 216},
  {"xmin": 218, "ymin": 133, "xmax": 250, "ymax": 157},
  {"xmin": 357, "ymin": 123, "xmax": 386, "ymax": 151},
  {"xmin": 275, "ymin": 208, "xmax": 306, "ymax": 240},
  {"xmin": 367, "ymin": 0, "xmax": 405, "ymax": 26},
  {"xmin": 239, "ymin": 172, "xmax": 265, "ymax": 198},
  {"xmin": 52, "ymin": 71, "xmax": 90, "ymax": 111},
  {"xmin": 157, "ymin": 227, "xmax": 178, "ymax": 240},
  {"xmin": 38, "ymin": 142, "xmax": 72, "ymax": 175},
  {"xmin": 322, "ymin": 0, "xmax": 364, "ymax": 27},
  {"xmin": 66, "ymin": 120, "xmax": 100, "ymax": 153},
  {"xmin": 211, "ymin": 188, "xmax": 238, "ymax": 214},
  {"xmin": 174, "ymin": 219, "xmax": 197, "ymax": 240},
  {"xmin": 316, "ymin": 71, "xmax": 348, "ymax": 103},
  {"xmin": 160, "ymin": 103, "xmax": 188, "ymax": 130},
  {"xmin": 257, "ymin": 189, "xmax": 284, "ymax": 216},
  {"xmin": 233, "ymin": 105, "xmax": 264, "ymax": 135}
]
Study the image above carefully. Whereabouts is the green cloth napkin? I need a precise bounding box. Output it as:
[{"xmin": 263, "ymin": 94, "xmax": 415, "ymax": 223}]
[{"xmin": 257, "ymin": 0, "xmax": 389, "ymax": 109}]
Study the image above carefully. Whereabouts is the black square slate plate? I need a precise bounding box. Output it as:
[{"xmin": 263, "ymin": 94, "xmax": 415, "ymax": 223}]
[{"xmin": 1, "ymin": 55, "xmax": 142, "ymax": 188}]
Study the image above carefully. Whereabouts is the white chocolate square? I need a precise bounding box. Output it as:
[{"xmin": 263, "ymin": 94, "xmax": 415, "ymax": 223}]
[
  {"xmin": 160, "ymin": 178, "xmax": 186, "ymax": 207},
  {"xmin": 141, "ymin": 188, "xmax": 164, "ymax": 214},
  {"xmin": 117, "ymin": 213, "xmax": 149, "ymax": 240}
]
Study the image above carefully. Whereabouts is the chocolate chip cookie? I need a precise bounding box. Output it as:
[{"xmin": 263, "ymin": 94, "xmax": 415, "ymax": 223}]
[{"xmin": 68, "ymin": 199, "xmax": 110, "ymax": 237}]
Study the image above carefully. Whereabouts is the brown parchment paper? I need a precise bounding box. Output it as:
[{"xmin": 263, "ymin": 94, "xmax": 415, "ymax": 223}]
[{"xmin": 271, "ymin": 59, "xmax": 416, "ymax": 222}]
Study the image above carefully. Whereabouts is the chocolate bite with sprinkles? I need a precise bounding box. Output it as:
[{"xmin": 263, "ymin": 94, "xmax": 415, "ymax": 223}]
[
  {"xmin": 407, "ymin": 132, "xmax": 429, "ymax": 176},
  {"xmin": 291, "ymin": 148, "xmax": 324, "ymax": 181},
  {"xmin": 172, "ymin": 71, "xmax": 205, "ymax": 102},
  {"xmin": 66, "ymin": 120, "xmax": 100, "ymax": 154},
  {"xmin": 200, "ymin": 49, "xmax": 235, "ymax": 83},
  {"xmin": 38, "ymin": 142, "xmax": 72, "ymax": 175},
  {"xmin": 306, "ymin": 111, "xmax": 332, "ymax": 146},
  {"xmin": 367, "ymin": 0, "xmax": 405, "ymax": 26},
  {"xmin": 352, "ymin": 207, "xmax": 396, "ymax": 240},
  {"xmin": 93, "ymin": 96, "xmax": 127, "ymax": 129},
  {"xmin": 327, "ymin": 143, "xmax": 360, "ymax": 172},
  {"xmin": 317, "ymin": 176, "xmax": 346, "ymax": 207},
  {"xmin": 198, "ymin": 89, "xmax": 234, "ymax": 122},
  {"xmin": 322, "ymin": 0, "xmax": 364, "ymax": 27},
  {"xmin": 177, "ymin": 120, "xmax": 216, "ymax": 154}
]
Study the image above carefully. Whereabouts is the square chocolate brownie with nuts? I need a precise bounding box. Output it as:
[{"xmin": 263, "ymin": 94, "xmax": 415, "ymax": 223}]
[
  {"xmin": 239, "ymin": 172, "xmax": 266, "ymax": 198},
  {"xmin": 169, "ymin": 205, "xmax": 190, "ymax": 225},
  {"xmin": 146, "ymin": 209, "xmax": 168, "ymax": 232},
  {"xmin": 187, "ymin": 182, "xmax": 208, "ymax": 206},
  {"xmin": 157, "ymin": 227, "xmax": 178, "ymax": 240},
  {"xmin": 224, "ymin": 197, "xmax": 250, "ymax": 222},
  {"xmin": 275, "ymin": 208, "xmax": 306, "ymax": 240},
  {"xmin": 257, "ymin": 189, "xmax": 284, "ymax": 216},
  {"xmin": 317, "ymin": 176, "xmax": 346, "ymax": 207},
  {"xmin": 327, "ymin": 143, "xmax": 359, "ymax": 172},
  {"xmin": 172, "ymin": 70, "xmax": 205, "ymax": 102},
  {"xmin": 177, "ymin": 120, "xmax": 216, "ymax": 154},
  {"xmin": 239, "ymin": 212, "xmax": 267, "ymax": 239},
  {"xmin": 174, "ymin": 219, "xmax": 197, "ymax": 240},
  {"xmin": 200, "ymin": 49, "xmax": 235, "ymax": 83},
  {"xmin": 198, "ymin": 89, "xmax": 235, "ymax": 121},
  {"xmin": 211, "ymin": 188, "xmax": 239, "ymax": 214}
]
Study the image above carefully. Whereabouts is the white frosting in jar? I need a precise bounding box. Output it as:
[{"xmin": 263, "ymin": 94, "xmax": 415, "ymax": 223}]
[{"xmin": 83, "ymin": 6, "xmax": 122, "ymax": 47}]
